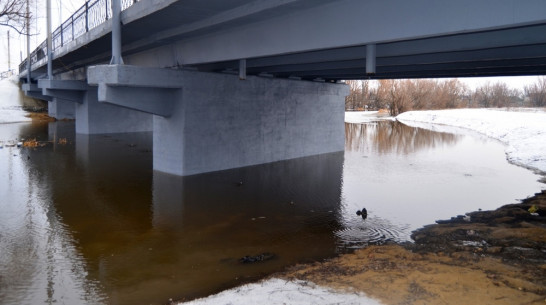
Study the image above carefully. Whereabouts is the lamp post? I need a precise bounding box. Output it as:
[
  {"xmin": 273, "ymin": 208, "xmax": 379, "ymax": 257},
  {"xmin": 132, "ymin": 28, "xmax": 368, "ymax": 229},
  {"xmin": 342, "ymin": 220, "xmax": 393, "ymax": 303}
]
[
  {"xmin": 26, "ymin": 0, "xmax": 30, "ymax": 84},
  {"xmin": 47, "ymin": 0, "xmax": 53, "ymax": 78}
]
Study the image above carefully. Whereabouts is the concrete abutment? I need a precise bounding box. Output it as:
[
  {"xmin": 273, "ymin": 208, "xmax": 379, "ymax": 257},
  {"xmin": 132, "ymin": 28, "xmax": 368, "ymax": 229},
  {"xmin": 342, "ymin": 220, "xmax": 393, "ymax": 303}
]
[{"xmin": 88, "ymin": 65, "xmax": 348, "ymax": 176}]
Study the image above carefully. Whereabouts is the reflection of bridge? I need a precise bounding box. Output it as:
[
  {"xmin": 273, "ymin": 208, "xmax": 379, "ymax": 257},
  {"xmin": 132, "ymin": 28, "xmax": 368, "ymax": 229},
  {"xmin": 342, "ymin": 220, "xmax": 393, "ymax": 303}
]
[{"xmin": 18, "ymin": 0, "xmax": 546, "ymax": 176}]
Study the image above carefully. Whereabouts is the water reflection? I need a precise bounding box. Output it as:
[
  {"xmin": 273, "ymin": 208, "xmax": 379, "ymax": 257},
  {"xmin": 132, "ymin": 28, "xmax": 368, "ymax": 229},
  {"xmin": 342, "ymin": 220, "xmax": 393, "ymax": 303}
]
[
  {"xmin": 147, "ymin": 154, "xmax": 344, "ymax": 302},
  {"xmin": 2, "ymin": 122, "xmax": 345, "ymax": 305},
  {"xmin": 0, "ymin": 122, "xmax": 106, "ymax": 305},
  {"xmin": 340, "ymin": 119, "xmax": 544, "ymax": 246},
  {"xmin": 345, "ymin": 121, "xmax": 460, "ymax": 154},
  {"xmin": 1, "ymin": 119, "xmax": 544, "ymax": 305}
]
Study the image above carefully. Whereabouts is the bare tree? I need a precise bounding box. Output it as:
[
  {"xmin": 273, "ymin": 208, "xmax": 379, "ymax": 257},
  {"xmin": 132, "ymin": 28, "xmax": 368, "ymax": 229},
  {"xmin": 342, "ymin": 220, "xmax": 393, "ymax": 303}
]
[
  {"xmin": 473, "ymin": 82, "xmax": 517, "ymax": 108},
  {"xmin": 407, "ymin": 79, "xmax": 435, "ymax": 110},
  {"xmin": 0, "ymin": 0, "xmax": 31, "ymax": 34},
  {"xmin": 524, "ymin": 77, "xmax": 546, "ymax": 107},
  {"xmin": 345, "ymin": 80, "xmax": 371, "ymax": 110},
  {"xmin": 436, "ymin": 79, "xmax": 467, "ymax": 109},
  {"xmin": 375, "ymin": 79, "xmax": 411, "ymax": 116}
]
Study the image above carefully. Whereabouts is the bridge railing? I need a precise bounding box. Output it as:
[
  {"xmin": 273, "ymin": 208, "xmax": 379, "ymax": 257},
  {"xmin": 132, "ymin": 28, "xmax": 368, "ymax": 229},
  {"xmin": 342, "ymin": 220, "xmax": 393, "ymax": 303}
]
[
  {"xmin": 19, "ymin": 0, "xmax": 139, "ymax": 75},
  {"xmin": 0, "ymin": 69, "xmax": 17, "ymax": 80}
]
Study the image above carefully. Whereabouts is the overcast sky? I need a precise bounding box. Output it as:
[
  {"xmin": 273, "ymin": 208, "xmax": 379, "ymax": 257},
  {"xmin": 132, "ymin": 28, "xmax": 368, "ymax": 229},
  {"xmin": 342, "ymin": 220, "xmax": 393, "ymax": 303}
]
[{"xmin": 0, "ymin": 1, "xmax": 541, "ymax": 91}]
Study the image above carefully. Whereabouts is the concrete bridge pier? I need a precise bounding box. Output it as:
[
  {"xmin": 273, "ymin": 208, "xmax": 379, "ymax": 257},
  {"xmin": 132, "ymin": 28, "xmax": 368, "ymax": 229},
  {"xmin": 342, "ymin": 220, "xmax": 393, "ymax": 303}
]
[
  {"xmin": 47, "ymin": 98, "xmax": 75, "ymax": 120},
  {"xmin": 88, "ymin": 65, "xmax": 348, "ymax": 176},
  {"xmin": 76, "ymin": 87, "xmax": 153, "ymax": 134},
  {"xmin": 37, "ymin": 78, "xmax": 153, "ymax": 134}
]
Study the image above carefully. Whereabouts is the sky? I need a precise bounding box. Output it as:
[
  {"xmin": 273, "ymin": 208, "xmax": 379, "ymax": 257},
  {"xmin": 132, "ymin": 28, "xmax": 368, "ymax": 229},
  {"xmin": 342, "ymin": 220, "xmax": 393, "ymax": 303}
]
[
  {"xmin": 0, "ymin": 0, "xmax": 85, "ymax": 71},
  {"xmin": 0, "ymin": 1, "xmax": 543, "ymax": 91}
]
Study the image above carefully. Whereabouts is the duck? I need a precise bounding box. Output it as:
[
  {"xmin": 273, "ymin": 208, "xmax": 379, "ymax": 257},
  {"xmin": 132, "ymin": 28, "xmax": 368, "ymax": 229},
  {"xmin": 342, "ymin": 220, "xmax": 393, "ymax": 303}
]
[{"xmin": 356, "ymin": 208, "xmax": 368, "ymax": 220}]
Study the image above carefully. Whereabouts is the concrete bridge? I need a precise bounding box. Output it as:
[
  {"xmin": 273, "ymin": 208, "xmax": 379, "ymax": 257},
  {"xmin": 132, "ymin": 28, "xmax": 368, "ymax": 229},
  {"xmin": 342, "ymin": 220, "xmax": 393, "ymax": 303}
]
[{"xmin": 19, "ymin": 0, "xmax": 546, "ymax": 176}]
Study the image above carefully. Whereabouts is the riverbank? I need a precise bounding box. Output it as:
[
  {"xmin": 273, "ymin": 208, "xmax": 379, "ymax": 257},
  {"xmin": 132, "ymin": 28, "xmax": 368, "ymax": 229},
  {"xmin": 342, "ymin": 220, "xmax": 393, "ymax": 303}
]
[
  {"xmin": 397, "ymin": 108, "xmax": 546, "ymax": 175},
  {"xmin": 280, "ymin": 190, "xmax": 546, "ymax": 305},
  {"xmin": 180, "ymin": 191, "xmax": 545, "ymax": 305}
]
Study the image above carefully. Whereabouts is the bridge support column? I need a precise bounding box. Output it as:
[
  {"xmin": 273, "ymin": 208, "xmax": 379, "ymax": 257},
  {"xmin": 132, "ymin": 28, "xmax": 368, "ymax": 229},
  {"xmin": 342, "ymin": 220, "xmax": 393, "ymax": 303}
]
[
  {"xmin": 75, "ymin": 87, "xmax": 153, "ymax": 134},
  {"xmin": 154, "ymin": 70, "xmax": 348, "ymax": 176},
  {"xmin": 38, "ymin": 79, "xmax": 86, "ymax": 120},
  {"xmin": 88, "ymin": 65, "xmax": 348, "ymax": 176},
  {"xmin": 48, "ymin": 98, "xmax": 75, "ymax": 120}
]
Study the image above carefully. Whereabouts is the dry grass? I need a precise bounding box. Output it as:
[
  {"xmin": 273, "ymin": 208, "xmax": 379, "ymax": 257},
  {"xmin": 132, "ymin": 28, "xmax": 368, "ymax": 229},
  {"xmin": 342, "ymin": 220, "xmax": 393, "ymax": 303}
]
[
  {"xmin": 23, "ymin": 138, "xmax": 43, "ymax": 147},
  {"xmin": 25, "ymin": 112, "xmax": 56, "ymax": 122}
]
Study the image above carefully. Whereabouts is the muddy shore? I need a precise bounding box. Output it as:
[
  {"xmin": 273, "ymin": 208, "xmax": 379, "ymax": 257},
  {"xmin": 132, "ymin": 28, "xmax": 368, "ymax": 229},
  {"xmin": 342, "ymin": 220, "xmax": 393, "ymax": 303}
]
[{"xmin": 280, "ymin": 190, "xmax": 546, "ymax": 304}]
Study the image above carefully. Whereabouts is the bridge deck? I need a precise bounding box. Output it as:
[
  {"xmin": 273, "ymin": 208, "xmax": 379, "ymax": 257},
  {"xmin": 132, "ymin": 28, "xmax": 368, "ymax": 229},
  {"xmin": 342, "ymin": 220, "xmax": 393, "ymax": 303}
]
[{"xmin": 21, "ymin": 0, "xmax": 546, "ymax": 81}]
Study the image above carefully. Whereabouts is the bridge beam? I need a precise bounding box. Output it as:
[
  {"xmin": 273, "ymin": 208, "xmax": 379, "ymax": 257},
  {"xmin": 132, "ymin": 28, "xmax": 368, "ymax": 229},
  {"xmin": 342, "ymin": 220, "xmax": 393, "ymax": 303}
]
[
  {"xmin": 22, "ymin": 83, "xmax": 53, "ymax": 102},
  {"xmin": 38, "ymin": 79, "xmax": 87, "ymax": 103},
  {"xmin": 88, "ymin": 65, "xmax": 181, "ymax": 117}
]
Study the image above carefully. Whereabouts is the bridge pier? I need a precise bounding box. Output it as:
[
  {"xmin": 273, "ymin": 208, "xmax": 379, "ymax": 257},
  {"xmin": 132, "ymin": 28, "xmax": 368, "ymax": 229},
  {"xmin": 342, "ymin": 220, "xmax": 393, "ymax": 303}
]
[
  {"xmin": 48, "ymin": 98, "xmax": 75, "ymax": 120},
  {"xmin": 35, "ymin": 78, "xmax": 152, "ymax": 133},
  {"xmin": 75, "ymin": 86, "xmax": 153, "ymax": 134},
  {"xmin": 88, "ymin": 65, "xmax": 348, "ymax": 176}
]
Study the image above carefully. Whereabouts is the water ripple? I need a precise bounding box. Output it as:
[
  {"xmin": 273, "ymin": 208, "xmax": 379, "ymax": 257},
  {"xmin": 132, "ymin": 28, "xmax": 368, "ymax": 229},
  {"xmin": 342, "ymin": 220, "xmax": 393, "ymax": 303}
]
[{"xmin": 335, "ymin": 216, "xmax": 410, "ymax": 251}]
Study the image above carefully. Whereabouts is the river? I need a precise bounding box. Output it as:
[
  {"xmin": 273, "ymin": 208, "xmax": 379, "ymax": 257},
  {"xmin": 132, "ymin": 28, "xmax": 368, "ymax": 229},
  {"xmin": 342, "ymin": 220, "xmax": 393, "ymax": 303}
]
[{"xmin": 0, "ymin": 117, "xmax": 543, "ymax": 305}]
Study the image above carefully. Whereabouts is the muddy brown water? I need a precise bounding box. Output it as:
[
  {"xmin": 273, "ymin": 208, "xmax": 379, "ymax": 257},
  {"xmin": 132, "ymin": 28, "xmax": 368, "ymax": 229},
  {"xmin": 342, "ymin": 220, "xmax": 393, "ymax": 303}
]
[{"xmin": 0, "ymin": 119, "xmax": 543, "ymax": 305}]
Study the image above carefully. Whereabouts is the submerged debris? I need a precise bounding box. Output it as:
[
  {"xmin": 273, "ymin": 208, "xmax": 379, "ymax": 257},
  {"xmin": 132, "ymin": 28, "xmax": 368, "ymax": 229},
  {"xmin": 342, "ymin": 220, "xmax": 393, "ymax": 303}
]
[
  {"xmin": 239, "ymin": 253, "xmax": 275, "ymax": 264},
  {"xmin": 23, "ymin": 139, "xmax": 40, "ymax": 147}
]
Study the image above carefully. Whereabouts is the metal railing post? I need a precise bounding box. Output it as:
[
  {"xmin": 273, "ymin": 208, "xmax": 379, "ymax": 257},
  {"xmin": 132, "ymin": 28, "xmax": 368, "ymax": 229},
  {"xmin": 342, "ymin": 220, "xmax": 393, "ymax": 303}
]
[
  {"xmin": 105, "ymin": 0, "xmax": 109, "ymax": 20},
  {"xmin": 71, "ymin": 16, "xmax": 75, "ymax": 41},
  {"xmin": 110, "ymin": 0, "xmax": 123, "ymax": 64},
  {"xmin": 85, "ymin": 1, "xmax": 89, "ymax": 32}
]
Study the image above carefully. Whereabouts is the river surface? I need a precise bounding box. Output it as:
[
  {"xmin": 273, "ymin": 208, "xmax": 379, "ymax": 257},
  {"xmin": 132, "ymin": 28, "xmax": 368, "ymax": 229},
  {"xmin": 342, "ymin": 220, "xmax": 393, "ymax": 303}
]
[{"xmin": 0, "ymin": 118, "xmax": 543, "ymax": 305}]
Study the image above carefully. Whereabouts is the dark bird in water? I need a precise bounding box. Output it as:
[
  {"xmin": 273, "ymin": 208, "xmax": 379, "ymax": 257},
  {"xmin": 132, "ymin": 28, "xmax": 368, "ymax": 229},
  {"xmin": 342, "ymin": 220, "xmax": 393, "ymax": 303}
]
[{"xmin": 356, "ymin": 208, "xmax": 368, "ymax": 220}]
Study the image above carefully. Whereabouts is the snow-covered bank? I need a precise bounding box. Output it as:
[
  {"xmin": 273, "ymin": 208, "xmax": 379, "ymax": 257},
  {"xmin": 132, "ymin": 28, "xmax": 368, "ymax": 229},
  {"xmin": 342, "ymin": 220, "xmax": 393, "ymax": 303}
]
[
  {"xmin": 397, "ymin": 108, "xmax": 546, "ymax": 174},
  {"xmin": 179, "ymin": 278, "xmax": 382, "ymax": 305},
  {"xmin": 0, "ymin": 76, "xmax": 32, "ymax": 124},
  {"xmin": 345, "ymin": 111, "xmax": 393, "ymax": 123}
]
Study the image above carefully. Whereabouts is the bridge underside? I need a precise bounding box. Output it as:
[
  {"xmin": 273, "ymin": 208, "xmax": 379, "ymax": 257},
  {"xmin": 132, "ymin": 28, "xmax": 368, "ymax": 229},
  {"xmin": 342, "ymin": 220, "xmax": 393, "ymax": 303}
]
[{"xmin": 188, "ymin": 25, "xmax": 546, "ymax": 80}]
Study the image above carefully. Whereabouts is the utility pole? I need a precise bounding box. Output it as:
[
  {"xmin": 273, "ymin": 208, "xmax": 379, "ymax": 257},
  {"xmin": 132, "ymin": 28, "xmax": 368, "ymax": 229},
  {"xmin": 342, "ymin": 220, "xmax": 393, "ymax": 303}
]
[
  {"xmin": 7, "ymin": 31, "xmax": 10, "ymax": 71},
  {"xmin": 26, "ymin": 0, "xmax": 30, "ymax": 84},
  {"xmin": 47, "ymin": 0, "xmax": 52, "ymax": 78}
]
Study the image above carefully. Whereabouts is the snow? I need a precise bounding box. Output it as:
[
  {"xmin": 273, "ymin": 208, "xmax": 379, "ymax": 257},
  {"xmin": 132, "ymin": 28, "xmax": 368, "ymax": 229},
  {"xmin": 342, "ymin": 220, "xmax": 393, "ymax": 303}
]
[
  {"xmin": 397, "ymin": 108, "xmax": 546, "ymax": 174},
  {"xmin": 345, "ymin": 111, "xmax": 394, "ymax": 124},
  {"xmin": 0, "ymin": 76, "xmax": 31, "ymax": 124},
  {"xmin": 179, "ymin": 278, "xmax": 382, "ymax": 305}
]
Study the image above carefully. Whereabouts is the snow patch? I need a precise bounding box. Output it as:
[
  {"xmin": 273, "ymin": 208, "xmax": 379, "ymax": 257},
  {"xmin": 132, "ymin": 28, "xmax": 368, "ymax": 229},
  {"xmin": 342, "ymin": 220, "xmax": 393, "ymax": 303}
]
[
  {"xmin": 345, "ymin": 111, "xmax": 393, "ymax": 123},
  {"xmin": 397, "ymin": 108, "xmax": 546, "ymax": 174},
  {"xmin": 0, "ymin": 76, "xmax": 31, "ymax": 124},
  {"xmin": 179, "ymin": 278, "xmax": 382, "ymax": 305}
]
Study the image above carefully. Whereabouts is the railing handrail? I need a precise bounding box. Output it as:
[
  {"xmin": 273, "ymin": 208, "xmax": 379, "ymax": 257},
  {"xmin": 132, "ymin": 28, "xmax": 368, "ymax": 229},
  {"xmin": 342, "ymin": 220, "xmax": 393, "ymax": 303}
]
[
  {"xmin": 0, "ymin": 69, "xmax": 17, "ymax": 80},
  {"xmin": 19, "ymin": 0, "xmax": 140, "ymax": 75}
]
